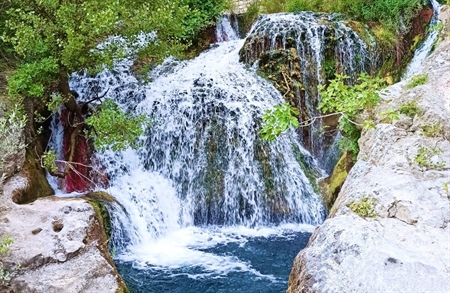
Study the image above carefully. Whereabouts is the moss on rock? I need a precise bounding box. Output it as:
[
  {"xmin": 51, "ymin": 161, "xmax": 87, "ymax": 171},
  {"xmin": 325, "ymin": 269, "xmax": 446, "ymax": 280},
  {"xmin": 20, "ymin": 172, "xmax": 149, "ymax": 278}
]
[
  {"xmin": 87, "ymin": 197, "xmax": 128, "ymax": 293},
  {"xmin": 319, "ymin": 151, "xmax": 352, "ymax": 210}
]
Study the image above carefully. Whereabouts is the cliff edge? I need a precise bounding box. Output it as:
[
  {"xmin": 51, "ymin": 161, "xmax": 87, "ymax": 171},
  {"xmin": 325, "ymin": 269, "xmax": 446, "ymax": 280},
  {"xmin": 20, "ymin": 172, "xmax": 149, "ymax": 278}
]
[{"xmin": 287, "ymin": 7, "xmax": 450, "ymax": 293}]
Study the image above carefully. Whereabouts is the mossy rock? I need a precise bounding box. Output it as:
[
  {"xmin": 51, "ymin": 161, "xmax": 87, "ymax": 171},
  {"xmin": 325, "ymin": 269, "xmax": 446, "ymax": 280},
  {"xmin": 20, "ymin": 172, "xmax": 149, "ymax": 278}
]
[
  {"xmin": 319, "ymin": 152, "xmax": 352, "ymax": 210},
  {"xmin": 84, "ymin": 191, "xmax": 116, "ymax": 240},
  {"xmin": 86, "ymin": 194, "xmax": 129, "ymax": 293},
  {"xmin": 11, "ymin": 149, "xmax": 53, "ymax": 204}
]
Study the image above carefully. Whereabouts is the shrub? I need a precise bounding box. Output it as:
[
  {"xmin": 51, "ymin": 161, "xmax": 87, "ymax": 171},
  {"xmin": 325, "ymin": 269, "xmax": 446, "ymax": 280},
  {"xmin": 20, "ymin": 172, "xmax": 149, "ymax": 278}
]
[
  {"xmin": 318, "ymin": 73, "xmax": 384, "ymax": 158},
  {"xmin": 407, "ymin": 74, "xmax": 428, "ymax": 89},
  {"xmin": 85, "ymin": 99, "xmax": 147, "ymax": 152},
  {"xmin": 0, "ymin": 105, "xmax": 26, "ymax": 186},
  {"xmin": 260, "ymin": 102, "xmax": 299, "ymax": 141},
  {"xmin": 242, "ymin": 1, "xmax": 261, "ymax": 31},
  {"xmin": 348, "ymin": 196, "xmax": 377, "ymax": 218},
  {"xmin": 398, "ymin": 100, "xmax": 422, "ymax": 117},
  {"xmin": 414, "ymin": 147, "xmax": 446, "ymax": 169},
  {"xmin": 261, "ymin": 0, "xmax": 287, "ymax": 13},
  {"xmin": 0, "ymin": 236, "xmax": 14, "ymax": 286},
  {"xmin": 421, "ymin": 124, "xmax": 441, "ymax": 137}
]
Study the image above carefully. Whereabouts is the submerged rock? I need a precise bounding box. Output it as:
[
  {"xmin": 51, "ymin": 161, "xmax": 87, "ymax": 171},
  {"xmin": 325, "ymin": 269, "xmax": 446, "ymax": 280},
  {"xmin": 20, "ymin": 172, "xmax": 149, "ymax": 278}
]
[{"xmin": 287, "ymin": 13, "xmax": 450, "ymax": 293}]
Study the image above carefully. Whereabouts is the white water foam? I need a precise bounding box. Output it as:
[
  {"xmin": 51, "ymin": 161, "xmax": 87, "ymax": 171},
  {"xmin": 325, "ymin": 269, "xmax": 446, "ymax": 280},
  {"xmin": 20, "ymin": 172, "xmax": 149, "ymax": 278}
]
[{"xmin": 117, "ymin": 223, "xmax": 315, "ymax": 280}]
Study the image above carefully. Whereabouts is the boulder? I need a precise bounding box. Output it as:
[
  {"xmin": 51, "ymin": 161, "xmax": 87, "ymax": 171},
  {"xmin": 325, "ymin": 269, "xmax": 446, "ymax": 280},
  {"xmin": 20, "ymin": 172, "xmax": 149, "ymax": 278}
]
[
  {"xmin": 287, "ymin": 13, "xmax": 450, "ymax": 293},
  {"xmin": 0, "ymin": 175, "xmax": 127, "ymax": 293}
]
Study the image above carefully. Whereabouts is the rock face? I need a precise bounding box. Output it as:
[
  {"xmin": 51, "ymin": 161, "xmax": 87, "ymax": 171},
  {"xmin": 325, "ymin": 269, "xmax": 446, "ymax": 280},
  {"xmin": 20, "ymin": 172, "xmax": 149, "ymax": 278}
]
[
  {"xmin": 0, "ymin": 175, "xmax": 127, "ymax": 292},
  {"xmin": 232, "ymin": 0, "xmax": 253, "ymax": 14},
  {"xmin": 287, "ymin": 12, "xmax": 450, "ymax": 293}
]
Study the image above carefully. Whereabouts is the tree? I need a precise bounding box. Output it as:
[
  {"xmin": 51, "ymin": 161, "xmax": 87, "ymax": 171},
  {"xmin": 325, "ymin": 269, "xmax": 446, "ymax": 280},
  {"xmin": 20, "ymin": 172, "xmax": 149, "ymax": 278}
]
[{"xmin": 1, "ymin": 0, "xmax": 228, "ymax": 190}]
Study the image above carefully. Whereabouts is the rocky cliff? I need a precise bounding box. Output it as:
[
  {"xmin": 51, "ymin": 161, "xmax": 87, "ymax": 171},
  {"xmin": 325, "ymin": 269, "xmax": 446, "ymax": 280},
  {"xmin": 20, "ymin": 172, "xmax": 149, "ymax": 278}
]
[{"xmin": 287, "ymin": 7, "xmax": 450, "ymax": 293}]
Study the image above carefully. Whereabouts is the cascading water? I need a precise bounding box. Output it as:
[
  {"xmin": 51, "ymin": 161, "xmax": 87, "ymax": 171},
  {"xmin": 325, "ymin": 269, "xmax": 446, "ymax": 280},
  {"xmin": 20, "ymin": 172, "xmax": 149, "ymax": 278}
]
[
  {"xmin": 215, "ymin": 14, "xmax": 240, "ymax": 42},
  {"xmin": 403, "ymin": 0, "xmax": 441, "ymax": 79},
  {"xmin": 240, "ymin": 12, "xmax": 375, "ymax": 169},
  {"xmin": 60, "ymin": 12, "xmax": 374, "ymax": 292}
]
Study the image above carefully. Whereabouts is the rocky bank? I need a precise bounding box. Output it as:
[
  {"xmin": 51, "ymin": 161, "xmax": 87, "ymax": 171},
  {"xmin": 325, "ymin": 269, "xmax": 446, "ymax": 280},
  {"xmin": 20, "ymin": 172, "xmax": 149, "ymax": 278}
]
[
  {"xmin": 287, "ymin": 7, "xmax": 450, "ymax": 293},
  {"xmin": 0, "ymin": 115, "xmax": 126, "ymax": 292}
]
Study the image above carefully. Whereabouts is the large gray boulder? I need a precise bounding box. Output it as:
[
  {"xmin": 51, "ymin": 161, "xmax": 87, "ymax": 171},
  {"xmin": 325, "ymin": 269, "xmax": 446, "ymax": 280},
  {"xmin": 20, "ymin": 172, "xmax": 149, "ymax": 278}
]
[
  {"xmin": 0, "ymin": 175, "xmax": 127, "ymax": 293},
  {"xmin": 287, "ymin": 11, "xmax": 450, "ymax": 293}
]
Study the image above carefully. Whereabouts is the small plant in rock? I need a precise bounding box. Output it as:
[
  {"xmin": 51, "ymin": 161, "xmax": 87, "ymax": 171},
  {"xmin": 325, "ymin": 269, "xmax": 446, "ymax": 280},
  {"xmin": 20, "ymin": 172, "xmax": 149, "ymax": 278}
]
[
  {"xmin": 398, "ymin": 100, "xmax": 422, "ymax": 117},
  {"xmin": 348, "ymin": 196, "xmax": 377, "ymax": 218},
  {"xmin": 421, "ymin": 124, "xmax": 441, "ymax": 137},
  {"xmin": 414, "ymin": 147, "xmax": 446, "ymax": 169},
  {"xmin": 407, "ymin": 74, "xmax": 428, "ymax": 89},
  {"xmin": 0, "ymin": 236, "xmax": 14, "ymax": 286},
  {"xmin": 0, "ymin": 236, "xmax": 12, "ymax": 255},
  {"xmin": 444, "ymin": 182, "xmax": 449, "ymax": 196},
  {"xmin": 379, "ymin": 108, "xmax": 399, "ymax": 123}
]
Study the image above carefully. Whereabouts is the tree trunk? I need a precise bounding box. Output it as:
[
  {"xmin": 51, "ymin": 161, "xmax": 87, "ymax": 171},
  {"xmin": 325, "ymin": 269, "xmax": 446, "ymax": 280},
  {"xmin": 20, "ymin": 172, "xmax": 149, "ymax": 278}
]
[
  {"xmin": 58, "ymin": 72, "xmax": 91, "ymax": 192},
  {"xmin": 13, "ymin": 97, "xmax": 54, "ymax": 204}
]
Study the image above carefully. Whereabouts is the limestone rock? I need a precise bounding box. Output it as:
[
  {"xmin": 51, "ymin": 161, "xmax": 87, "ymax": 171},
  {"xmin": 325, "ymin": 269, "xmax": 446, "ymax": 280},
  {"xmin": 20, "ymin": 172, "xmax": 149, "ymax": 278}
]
[
  {"xmin": 0, "ymin": 176, "xmax": 127, "ymax": 293},
  {"xmin": 287, "ymin": 17, "xmax": 450, "ymax": 293}
]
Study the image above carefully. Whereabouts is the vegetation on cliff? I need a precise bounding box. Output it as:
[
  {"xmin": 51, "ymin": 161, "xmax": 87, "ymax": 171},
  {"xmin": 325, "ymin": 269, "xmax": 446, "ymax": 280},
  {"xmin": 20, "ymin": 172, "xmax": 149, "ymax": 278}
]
[
  {"xmin": 248, "ymin": 0, "xmax": 427, "ymax": 34},
  {"xmin": 253, "ymin": 0, "xmax": 432, "ymax": 161},
  {"xmin": 0, "ymin": 0, "xmax": 229, "ymax": 191}
]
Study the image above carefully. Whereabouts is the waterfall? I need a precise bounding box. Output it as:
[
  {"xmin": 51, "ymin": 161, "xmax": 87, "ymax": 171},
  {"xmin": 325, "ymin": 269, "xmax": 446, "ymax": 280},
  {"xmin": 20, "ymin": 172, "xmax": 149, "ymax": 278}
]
[
  {"xmin": 67, "ymin": 15, "xmax": 328, "ymax": 265},
  {"xmin": 216, "ymin": 14, "xmax": 239, "ymax": 42},
  {"xmin": 240, "ymin": 12, "xmax": 375, "ymax": 166},
  {"xmin": 403, "ymin": 0, "xmax": 441, "ymax": 79}
]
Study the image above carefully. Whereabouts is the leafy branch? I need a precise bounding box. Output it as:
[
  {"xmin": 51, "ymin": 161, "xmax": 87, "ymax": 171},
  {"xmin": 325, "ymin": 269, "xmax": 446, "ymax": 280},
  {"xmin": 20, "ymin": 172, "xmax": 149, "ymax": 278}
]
[{"xmin": 260, "ymin": 73, "xmax": 385, "ymax": 159}]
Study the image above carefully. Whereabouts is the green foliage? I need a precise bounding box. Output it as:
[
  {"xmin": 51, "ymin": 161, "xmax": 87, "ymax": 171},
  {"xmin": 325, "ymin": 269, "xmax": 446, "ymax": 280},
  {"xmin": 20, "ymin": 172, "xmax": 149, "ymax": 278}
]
[
  {"xmin": 286, "ymin": 0, "xmax": 306, "ymax": 12},
  {"xmin": 260, "ymin": 102, "xmax": 299, "ymax": 141},
  {"xmin": 319, "ymin": 74, "xmax": 382, "ymax": 114},
  {"xmin": 6, "ymin": 58, "xmax": 58, "ymax": 99},
  {"xmin": 47, "ymin": 93, "xmax": 66, "ymax": 114},
  {"xmin": 261, "ymin": 0, "xmax": 287, "ymax": 13},
  {"xmin": 318, "ymin": 73, "xmax": 384, "ymax": 157},
  {"xmin": 41, "ymin": 150, "xmax": 58, "ymax": 173},
  {"xmin": 0, "ymin": 236, "xmax": 14, "ymax": 286},
  {"xmin": 414, "ymin": 147, "xmax": 446, "ymax": 169},
  {"xmin": 180, "ymin": 0, "xmax": 231, "ymax": 41},
  {"xmin": 260, "ymin": 73, "xmax": 383, "ymax": 160},
  {"xmin": 379, "ymin": 108, "xmax": 400, "ymax": 123},
  {"xmin": 348, "ymin": 196, "xmax": 377, "ymax": 218},
  {"xmin": 421, "ymin": 124, "xmax": 441, "ymax": 137},
  {"xmin": 399, "ymin": 100, "xmax": 422, "ymax": 117},
  {"xmin": 0, "ymin": 105, "xmax": 26, "ymax": 185},
  {"xmin": 444, "ymin": 182, "xmax": 449, "ymax": 195},
  {"xmin": 250, "ymin": 0, "xmax": 425, "ymax": 46},
  {"xmin": 2, "ymin": 0, "xmax": 223, "ymax": 99},
  {"xmin": 407, "ymin": 74, "xmax": 429, "ymax": 89},
  {"xmin": 85, "ymin": 99, "xmax": 147, "ymax": 152},
  {"xmin": 242, "ymin": 1, "xmax": 261, "ymax": 30}
]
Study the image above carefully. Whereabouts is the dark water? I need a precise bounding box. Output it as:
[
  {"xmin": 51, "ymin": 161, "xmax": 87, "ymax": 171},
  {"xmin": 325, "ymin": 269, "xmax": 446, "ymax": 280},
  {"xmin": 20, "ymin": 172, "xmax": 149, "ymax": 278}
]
[{"xmin": 116, "ymin": 231, "xmax": 311, "ymax": 293}]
